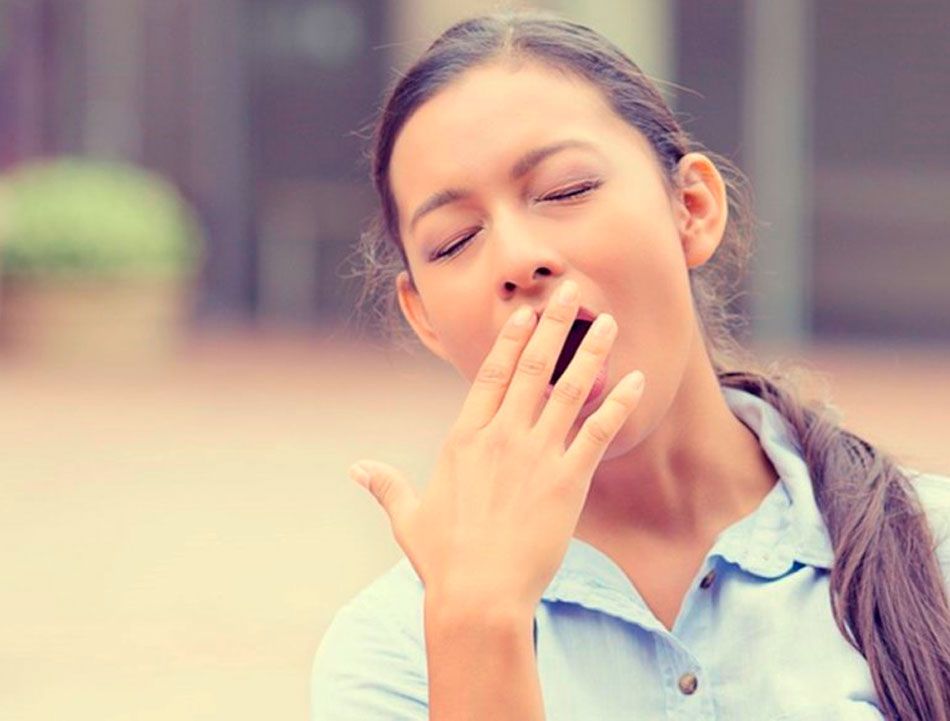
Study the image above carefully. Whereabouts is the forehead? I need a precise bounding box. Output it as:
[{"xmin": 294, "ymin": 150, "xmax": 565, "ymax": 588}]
[{"xmin": 389, "ymin": 61, "xmax": 651, "ymax": 218}]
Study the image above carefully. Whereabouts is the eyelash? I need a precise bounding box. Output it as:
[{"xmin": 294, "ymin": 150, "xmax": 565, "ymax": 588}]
[{"xmin": 432, "ymin": 179, "xmax": 603, "ymax": 261}]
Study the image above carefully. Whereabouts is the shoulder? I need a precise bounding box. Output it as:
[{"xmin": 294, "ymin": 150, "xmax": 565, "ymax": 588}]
[
  {"xmin": 310, "ymin": 558, "xmax": 428, "ymax": 721},
  {"xmin": 901, "ymin": 467, "xmax": 950, "ymax": 576},
  {"xmin": 904, "ymin": 467, "xmax": 950, "ymax": 537}
]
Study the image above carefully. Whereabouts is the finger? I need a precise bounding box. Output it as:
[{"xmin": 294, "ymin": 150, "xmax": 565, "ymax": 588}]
[
  {"xmin": 563, "ymin": 371, "xmax": 645, "ymax": 470},
  {"xmin": 499, "ymin": 279, "xmax": 579, "ymax": 422},
  {"xmin": 455, "ymin": 304, "xmax": 537, "ymax": 430},
  {"xmin": 534, "ymin": 312, "xmax": 617, "ymax": 440},
  {"xmin": 349, "ymin": 459, "xmax": 419, "ymax": 532}
]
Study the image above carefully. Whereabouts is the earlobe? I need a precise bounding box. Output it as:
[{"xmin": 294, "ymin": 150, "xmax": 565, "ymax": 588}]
[
  {"xmin": 395, "ymin": 271, "xmax": 449, "ymax": 361},
  {"xmin": 675, "ymin": 153, "xmax": 729, "ymax": 269}
]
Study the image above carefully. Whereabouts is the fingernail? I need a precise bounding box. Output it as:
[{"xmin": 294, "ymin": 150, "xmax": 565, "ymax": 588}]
[
  {"xmin": 558, "ymin": 280, "xmax": 578, "ymax": 305},
  {"xmin": 626, "ymin": 371, "xmax": 645, "ymax": 393},
  {"xmin": 348, "ymin": 464, "xmax": 370, "ymax": 488},
  {"xmin": 592, "ymin": 313, "xmax": 616, "ymax": 337},
  {"xmin": 511, "ymin": 305, "xmax": 534, "ymax": 327}
]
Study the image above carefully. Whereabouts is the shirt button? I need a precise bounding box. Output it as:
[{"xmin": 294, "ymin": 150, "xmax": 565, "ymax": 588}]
[
  {"xmin": 678, "ymin": 672, "xmax": 699, "ymax": 695},
  {"xmin": 699, "ymin": 569, "xmax": 716, "ymax": 589}
]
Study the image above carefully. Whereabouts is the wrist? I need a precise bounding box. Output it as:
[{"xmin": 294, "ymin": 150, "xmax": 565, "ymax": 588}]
[{"xmin": 424, "ymin": 589, "xmax": 535, "ymax": 635}]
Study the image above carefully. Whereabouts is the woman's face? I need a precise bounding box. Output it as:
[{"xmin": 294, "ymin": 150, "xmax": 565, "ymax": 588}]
[{"xmin": 389, "ymin": 60, "xmax": 725, "ymax": 447}]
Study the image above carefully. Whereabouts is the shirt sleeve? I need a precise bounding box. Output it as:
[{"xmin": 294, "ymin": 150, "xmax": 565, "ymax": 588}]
[{"xmin": 310, "ymin": 592, "xmax": 429, "ymax": 721}]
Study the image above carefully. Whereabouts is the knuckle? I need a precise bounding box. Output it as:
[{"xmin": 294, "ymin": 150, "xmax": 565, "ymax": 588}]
[
  {"xmin": 373, "ymin": 474, "xmax": 395, "ymax": 503},
  {"xmin": 552, "ymin": 379, "xmax": 585, "ymax": 404},
  {"xmin": 544, "ymin": 307, "xmax": 573, "ymax": 325},
  {"xmin": 583, "ymin": 417, "xmax": 613, "ymax": 445},
  {"xmin": 445, "ymin": 424, "xmax": 472, "ymax": 448},
  {"xmin": 550, "ymin": 472, "xmax": 579, "ymax": 498},
  {"xmin": 483, "ymin": 427, "xmax": 512, "ymax": 453},
  {"xmin": 475, "ymin": 362, "xmax": 509, "ymax": 386},
  {"xmin": 516, "ymin": 354, "xmax": 548, "ymax": 376}
]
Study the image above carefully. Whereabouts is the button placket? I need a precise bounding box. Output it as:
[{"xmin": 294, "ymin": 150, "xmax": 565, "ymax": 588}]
[{"xmin": 654, "ymin": 634, "xmax": 709, "ymax": 718}]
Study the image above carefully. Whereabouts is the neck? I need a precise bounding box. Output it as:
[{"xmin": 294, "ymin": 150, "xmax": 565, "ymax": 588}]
[{"xmin": 575, "ymin": 330, "xmax": 778, "ymax": 545}]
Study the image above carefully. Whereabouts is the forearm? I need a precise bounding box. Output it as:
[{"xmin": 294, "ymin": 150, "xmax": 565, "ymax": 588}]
[{"xmin": 424, "ymin": 595, "xmax": 545, "ymax": 721}]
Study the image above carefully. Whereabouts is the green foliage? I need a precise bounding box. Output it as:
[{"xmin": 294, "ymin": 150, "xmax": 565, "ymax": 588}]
[{"xmin": 0, "ymin": 157, "xmax": 203, "ymax": 278}]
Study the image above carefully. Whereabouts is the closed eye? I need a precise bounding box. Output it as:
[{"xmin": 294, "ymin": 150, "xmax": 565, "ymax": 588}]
[
  {"xmin": 431, "ymin": 179, "xmax": 602, "ymax": 262},
  {"xmin": 539, "ymin": 178, "xmax": 602, "ymax": 203},
  {"xmin": 433, "ymin": 228, "xmax": 480, "ymax": 261}
]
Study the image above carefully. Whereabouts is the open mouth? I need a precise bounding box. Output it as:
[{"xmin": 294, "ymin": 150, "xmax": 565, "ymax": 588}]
[{"xmin": 550, "ymin": 317, "xmax": 594, "ymax": 385}]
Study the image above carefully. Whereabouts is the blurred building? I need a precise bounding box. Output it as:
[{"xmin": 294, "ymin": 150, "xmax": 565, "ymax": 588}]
[{"xmin": 2, "ymin": 0, "xmax": 948, "ymax": 341}]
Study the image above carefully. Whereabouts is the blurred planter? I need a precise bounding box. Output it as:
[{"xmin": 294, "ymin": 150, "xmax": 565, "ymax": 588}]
[{"xmin": 0, "ymin": 158, "xmax": 204, "ymax": 368}]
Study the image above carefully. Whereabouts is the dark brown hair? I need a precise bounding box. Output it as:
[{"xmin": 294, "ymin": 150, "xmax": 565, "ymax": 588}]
[{"xmin": 354, "ymin": 10, "xmax": 950, "ymax": 719}]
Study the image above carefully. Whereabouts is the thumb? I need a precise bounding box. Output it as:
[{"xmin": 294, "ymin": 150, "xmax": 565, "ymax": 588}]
[{"xmin": 348, "ymin": 459, "xmax": 418, "ymax": 528}]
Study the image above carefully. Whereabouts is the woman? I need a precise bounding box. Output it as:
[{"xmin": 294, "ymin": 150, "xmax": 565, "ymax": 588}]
[{"xmin": 312, "ymin": 11, "xmax": 950, "ymax": 721}]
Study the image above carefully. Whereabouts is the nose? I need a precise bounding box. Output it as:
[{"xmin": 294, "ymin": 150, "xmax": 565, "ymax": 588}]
[
  {"xmin": 493, "ymin": 222, "xmax": 566, "ymax": 300},
  {"xmin": 501, "ymin": 265, "xmax": 555, "ymax": 295}
]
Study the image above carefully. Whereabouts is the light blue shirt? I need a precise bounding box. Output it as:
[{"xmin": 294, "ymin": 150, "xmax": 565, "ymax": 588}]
[{"xmin": 311, "ymin": 386, "xmax": 950, "ymax": 720}]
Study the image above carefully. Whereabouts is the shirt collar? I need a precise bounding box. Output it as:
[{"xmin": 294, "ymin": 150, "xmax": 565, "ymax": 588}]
[
  {"xmin": 542, "ymin": 385, "xmax": 835, "ymax": 613},
  {"xmin": 711, "ymin": 385, "xmax": 835, "ymax": 575}
]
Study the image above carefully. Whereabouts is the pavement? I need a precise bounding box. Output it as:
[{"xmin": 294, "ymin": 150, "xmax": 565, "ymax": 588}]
[{"xmin": 2, "ymin": 326, "xmax": 948, "ymax": 720}]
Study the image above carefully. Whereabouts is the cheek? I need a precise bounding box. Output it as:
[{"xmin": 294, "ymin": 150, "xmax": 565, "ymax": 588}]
[
  {"xmin": 592, "ymin": 203, "xmax": 687, "ymax": 297},
  {"xmin": 433, "ymin": 314, "xmax": 497, "ymax": 382},
  {"xmin": 594, "ymin": 209, "xmax": 695, "ymax": 368}
]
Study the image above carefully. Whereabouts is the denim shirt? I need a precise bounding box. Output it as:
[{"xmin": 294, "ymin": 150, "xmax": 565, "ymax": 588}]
[{"xmin": 311, "ymin": 387, "xmax": 950, "ymax": 720}]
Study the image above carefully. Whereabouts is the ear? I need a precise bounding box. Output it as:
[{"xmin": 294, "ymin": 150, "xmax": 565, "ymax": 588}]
[
  {"xmin": 395, "ymin": 271, "xmax": 449, "ymax": 361},
  {"xmin": 672, "ymin": 152, "xmax": 729, "ymax": 269}
]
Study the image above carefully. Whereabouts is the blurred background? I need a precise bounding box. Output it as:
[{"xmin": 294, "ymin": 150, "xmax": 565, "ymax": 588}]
[{"xmin": 1, "ymin": 0, "xmax": 948, "ymax": 718}]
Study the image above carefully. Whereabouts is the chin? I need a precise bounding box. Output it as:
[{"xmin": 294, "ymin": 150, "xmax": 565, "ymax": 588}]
[{"xmin": 598, "ymin": 412, "xmax": 646, "ymax": 461}]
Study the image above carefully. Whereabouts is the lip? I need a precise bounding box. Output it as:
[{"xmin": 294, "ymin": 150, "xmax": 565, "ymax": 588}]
[
  {"xmin": 543, "ymin": 353, "xmax": 610, "ymax": 416},
  {"xmin": 533, "ymin": 303, "xmax": 599, "ymax": 323}
]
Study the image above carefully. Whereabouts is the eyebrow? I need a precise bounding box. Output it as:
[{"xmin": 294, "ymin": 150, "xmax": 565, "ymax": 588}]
[{"xmin": 407, "ymin": 139, "xmax": 600, "ymax": 233}]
